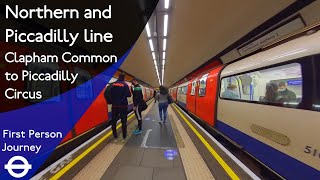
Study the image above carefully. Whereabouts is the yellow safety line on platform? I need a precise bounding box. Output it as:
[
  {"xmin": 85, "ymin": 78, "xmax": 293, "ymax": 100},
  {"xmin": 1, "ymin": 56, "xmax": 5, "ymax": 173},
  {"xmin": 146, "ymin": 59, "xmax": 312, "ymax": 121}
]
[
  {"xmin": 172, "ymin": 104, "xmax": 240, "ymax": 180},
  {"xmin": 50, "ymin": 113, "xmax": 135, "ymax": 180}
]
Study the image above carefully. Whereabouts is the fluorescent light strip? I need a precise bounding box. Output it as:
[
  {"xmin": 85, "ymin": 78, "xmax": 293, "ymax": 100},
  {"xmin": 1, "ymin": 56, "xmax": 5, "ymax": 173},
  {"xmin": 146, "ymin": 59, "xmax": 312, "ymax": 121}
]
[
  {"xmin": 162, "ymin": 68, "xmax": 164, "ymax": 85},
  {"xmin": 149, "ymin": 39, "xmax": 154, "ymax": 51},
  {"xmin": 146, "ymin": 23, "xmax": 151, "ymax": 37},
  {"xmin": 164, "ymin": 0, "xmax": 170, "ymax": 9},
  {"xmin": 154, "ymin": 60, "xmax": 157, "ymax": 66},
  {"xmin": 163, "ymin": 39, "xmax": 167, "ymax": 51},
  {"xmin": 164, "ymin": 14, "xmax": 168, "ymax": 36},
  {"xmin": 163, "ymin": 52, "xmax": 166, "ymax": 59},
  {"xmin": 152, "ymin": 52, "xmax": 156, "ymax": 60},
  {"xmin": 162, "ymin": 73, "xmax": 164, "ymax": 85},
  {"xmin": 162, "ymin": 60, "xmax": 165, "ymax": 66}
]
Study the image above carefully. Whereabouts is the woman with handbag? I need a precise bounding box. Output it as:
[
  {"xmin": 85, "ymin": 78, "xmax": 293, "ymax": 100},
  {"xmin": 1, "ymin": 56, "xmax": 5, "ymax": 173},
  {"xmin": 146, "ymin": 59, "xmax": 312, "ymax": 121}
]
[{"xmin": 155, "ymin": 86, "xmax": 172, "ymax": 124}]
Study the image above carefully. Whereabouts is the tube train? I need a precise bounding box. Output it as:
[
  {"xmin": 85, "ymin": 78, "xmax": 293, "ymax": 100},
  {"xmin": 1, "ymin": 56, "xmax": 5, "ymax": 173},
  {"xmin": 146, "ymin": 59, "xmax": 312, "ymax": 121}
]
[{"xmin": 170, "ymin": 27, "xmax": 320, "ymax": 179}]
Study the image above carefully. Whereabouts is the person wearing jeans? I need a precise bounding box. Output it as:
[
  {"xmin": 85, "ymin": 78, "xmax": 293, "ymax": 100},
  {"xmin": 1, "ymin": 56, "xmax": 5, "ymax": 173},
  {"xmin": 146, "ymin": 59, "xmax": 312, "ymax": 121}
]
[{"xmin": 155, "ymin": 86, "xmax": 169, "ymax": 123}]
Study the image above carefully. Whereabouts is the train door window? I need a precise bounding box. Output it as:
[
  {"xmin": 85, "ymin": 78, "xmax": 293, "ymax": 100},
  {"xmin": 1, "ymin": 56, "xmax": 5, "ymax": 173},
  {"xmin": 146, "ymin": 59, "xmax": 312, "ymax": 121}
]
[
  {"xmin": 181, "ymin": 86, "xmax": 188, "ymax": 95},
  {"xmin": 75, "ymin": 68, "xmax": 93, "ymax": 100},
  {"xmin": 220, "ymin": 76, "xmax": 241, "ymax": 99},
  {"xmin": 191, "ymin": 80, "xmax": 197, "ymax": 95},
  {"xmin": 221, "ymin": 63, "xmax": 303, "ymax": 106},
  {"xmin": 198, "ymin": 74, "xmax": 208, "ymax": 96}
]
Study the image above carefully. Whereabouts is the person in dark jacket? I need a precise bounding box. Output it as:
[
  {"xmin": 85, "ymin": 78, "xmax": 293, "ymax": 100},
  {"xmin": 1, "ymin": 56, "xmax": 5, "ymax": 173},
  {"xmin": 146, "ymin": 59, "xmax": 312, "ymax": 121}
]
[
  {"xmin": 131, "ymin": 79, "xmax": 144, "ymax": 135},
  {"xmin": 261, "ymin": 82, "xmax": 286, "ymax": 103},
  {"xmin": 105, "ymin": 73, "xmax": 131, "ymax": 142},
  {"xmin": 278, "ymin": 82, "xmax": 296, "ymax": 101}
]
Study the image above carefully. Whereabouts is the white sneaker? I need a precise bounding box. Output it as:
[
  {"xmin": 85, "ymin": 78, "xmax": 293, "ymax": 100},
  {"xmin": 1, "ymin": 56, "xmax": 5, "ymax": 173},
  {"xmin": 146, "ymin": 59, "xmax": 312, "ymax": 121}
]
[
  {"xmin": 113, "ymin": 138, "xmax": 119, "ymax": 143},
  {"xmin": 158, "ymin": 120, "xmax": 162, "ymax": 123}
]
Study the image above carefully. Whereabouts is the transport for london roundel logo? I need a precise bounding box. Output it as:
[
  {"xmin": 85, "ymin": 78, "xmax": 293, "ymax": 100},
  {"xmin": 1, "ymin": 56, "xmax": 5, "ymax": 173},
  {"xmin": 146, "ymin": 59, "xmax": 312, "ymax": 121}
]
[{"xmin": 4, "ymin": 156, "xmax": 32, "ymax": 178}]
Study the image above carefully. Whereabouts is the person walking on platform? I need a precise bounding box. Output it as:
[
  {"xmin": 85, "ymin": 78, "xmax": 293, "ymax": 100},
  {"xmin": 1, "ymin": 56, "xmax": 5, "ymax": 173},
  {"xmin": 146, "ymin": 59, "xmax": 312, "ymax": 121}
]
[
  {"xmin": 155, "ymin": 86, "xmax": 171, "ymax": 124},
  {"xmin": 104, "ymin": 73, "xmax": 131, "ymax": 142},
  {"xmin": 131, "ymin": 79, "xmax": 144, "ymax": 135},
  {"xmin": 153, "ymin": 89, "xmax": 157, "ymax": 102}
]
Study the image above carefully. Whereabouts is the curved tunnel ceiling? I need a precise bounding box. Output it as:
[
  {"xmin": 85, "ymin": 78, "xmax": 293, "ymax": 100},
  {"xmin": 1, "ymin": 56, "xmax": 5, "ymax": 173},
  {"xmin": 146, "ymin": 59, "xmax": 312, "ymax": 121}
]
[{"xmin": 121, "ymin": 0, "xmax": 295, "ymax": 87}]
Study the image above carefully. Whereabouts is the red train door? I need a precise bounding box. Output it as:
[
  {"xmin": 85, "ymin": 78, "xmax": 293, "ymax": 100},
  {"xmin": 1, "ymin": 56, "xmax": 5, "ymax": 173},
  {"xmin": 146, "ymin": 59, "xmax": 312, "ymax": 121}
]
[{"xmin": 195, "ymin": 66, "xmax": 222, "ymax": 126}]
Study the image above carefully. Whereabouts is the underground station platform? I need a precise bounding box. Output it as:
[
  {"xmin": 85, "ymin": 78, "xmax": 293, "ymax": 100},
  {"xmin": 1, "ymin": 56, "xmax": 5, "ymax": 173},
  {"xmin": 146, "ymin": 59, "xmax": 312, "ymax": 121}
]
[{"xmin": 32, "ymin": 101, "xmax": 266, "ymax": 180}]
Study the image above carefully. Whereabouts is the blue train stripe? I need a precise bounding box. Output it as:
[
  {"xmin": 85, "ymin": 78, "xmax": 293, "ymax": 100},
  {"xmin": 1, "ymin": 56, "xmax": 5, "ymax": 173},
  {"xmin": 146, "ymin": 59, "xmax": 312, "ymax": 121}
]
[{"xmin": 215, "ymin": 120, "xmax": 320, "ymax": 179}]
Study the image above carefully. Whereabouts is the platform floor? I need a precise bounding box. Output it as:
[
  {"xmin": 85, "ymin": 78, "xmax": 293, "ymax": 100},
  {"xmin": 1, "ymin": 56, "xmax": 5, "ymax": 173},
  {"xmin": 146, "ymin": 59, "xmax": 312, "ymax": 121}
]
[{"xmin": 33, "ymin": 101, "xmax": 260, "ymax": 180}]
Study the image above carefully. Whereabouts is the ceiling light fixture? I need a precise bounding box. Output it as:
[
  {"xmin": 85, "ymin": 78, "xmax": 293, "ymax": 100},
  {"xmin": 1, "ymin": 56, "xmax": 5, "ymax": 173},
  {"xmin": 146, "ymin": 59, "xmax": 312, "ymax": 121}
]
[
  {"xmin": 162, "ymin": 59, "xmax": 165, "ymax": 66},
  {"xmin": 163, "ymin": 39, "xmax": 167, "ymax": 51},
  {"xmin": 149, "ymin": 39, "xmax": 154, "ymax": 51},
  {"xmin": 152, "ymin": 52, "xmax": 156, "ymax": 60},
  {"xmin": 146, "ymin": 22, "xmax": 151, "ymax": 37},
  {"xmin": 164, "ymin": 14, "xmax": 168, "ymax": 36},
  {"xmin": 162, "ymin": 69, "xmax": 164, "ymax": 85},
  {"xmin": 163, "ymin": 52, "xmax": 166, "ymax": 59},
  {"xmin": 164, "ymin": 0, "xmax": 170, "ymax": 9}
]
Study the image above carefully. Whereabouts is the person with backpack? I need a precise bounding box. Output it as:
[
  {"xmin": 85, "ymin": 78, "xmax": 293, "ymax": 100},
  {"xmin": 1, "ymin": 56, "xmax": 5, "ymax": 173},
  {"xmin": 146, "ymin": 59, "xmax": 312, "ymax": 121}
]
[
  {"xmin": 155, "ymin": 86, "xmax": 172, "ymax": 124},
  {"xmin": 131, "ymin": 79, "xmax": 145, "ymax": 135},
  {"xmin": 104, "ymin": 73, "xmax": 131, "ymax": 142}
]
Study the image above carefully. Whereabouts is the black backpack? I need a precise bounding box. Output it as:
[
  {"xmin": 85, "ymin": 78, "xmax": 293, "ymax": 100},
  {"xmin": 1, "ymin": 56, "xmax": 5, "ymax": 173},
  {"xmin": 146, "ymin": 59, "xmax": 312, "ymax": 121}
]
[
  {"xmin": 139, "ymin": 100, "xmax": 148, "ymax": 111},
  {"xmin": 104, "ymin": 84, "xmax": 113, "ymax": 103}
]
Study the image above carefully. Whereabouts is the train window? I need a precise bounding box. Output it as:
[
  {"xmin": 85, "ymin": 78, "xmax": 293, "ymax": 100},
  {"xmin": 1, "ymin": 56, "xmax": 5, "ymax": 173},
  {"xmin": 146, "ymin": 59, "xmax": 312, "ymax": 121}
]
[
  {"xmin": 198, "ymin": 74, "xmax": 208, "ymax": 96},
  {"xmin": 180, "ymin": 86, "xmax": 188, "ymax": 95},
  {"xmin": 75, "ymin": 68, "xmax": 93, "ymax": 100},
  {"xmin": 220, "ymin": 77, "xmax": 241, "ymax": 99},
  {"xmin": 191, "ymin": 80, "xmax": 196, "ymax": 95},
  {"xmin": 221, "ymin": 63, "xmax": 303, "ymax": 106}
]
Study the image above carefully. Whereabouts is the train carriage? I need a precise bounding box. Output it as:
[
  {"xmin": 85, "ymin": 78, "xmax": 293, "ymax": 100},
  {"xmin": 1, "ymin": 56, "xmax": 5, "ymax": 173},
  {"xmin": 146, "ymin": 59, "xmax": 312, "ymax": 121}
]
[
  {"xmin": 171, "ymin": 28, "xmax": 320, "ymax": 179},
  {"xmin": 176, "ymin": 82, "xmax": 189, "ymax": 109},
  {"xmin": 217, "ymin": 29, "xmax": 320, "ymax": 179}
]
